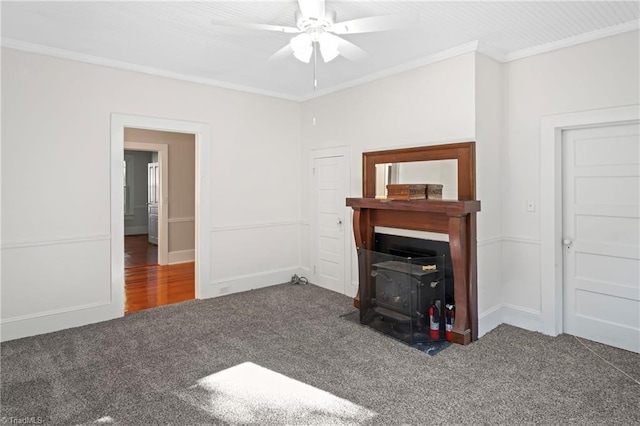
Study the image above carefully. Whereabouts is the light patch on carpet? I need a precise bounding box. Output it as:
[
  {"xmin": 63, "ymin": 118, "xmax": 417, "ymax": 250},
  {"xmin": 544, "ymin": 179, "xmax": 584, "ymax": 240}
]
[{"xmin": 176, "ymin": 362, "xmax": 377, "ymax": 425}]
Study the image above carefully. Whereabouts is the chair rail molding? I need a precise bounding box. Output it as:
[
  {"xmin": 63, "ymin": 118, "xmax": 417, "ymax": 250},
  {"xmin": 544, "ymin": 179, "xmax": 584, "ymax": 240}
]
[
  {"xmin": 211, "ymin": 220, "xmax": 304, "ymax": 233},
  {"xmin": 1, "ymin": 233, "xmax": 110, "ymax": 250}
]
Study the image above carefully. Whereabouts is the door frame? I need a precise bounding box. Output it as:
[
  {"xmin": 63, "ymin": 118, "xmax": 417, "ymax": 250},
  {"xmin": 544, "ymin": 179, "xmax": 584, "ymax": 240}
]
[
  {"xmin": 124, "ymin": 142, "xmax": 169, "ymax": 265},
  {"xmin": 111, "ymin": 113, "xmax": 211, "ymax": 314},
  {"xmin": 309, "ymin": 146, "xmax": 352, "ymax": 295},
  {"xmin": 540, "ymin": 104, "xmax": 639, "ymax": 336}
]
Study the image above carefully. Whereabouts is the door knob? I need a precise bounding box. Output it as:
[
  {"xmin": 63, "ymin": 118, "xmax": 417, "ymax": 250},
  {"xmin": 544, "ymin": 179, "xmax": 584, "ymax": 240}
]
[
  {"xmin": 337, "ymin": 218, "xmax": 343, "ymax": 226},
  {"xmin": 563, "ymin": 239, "xmax": 572, "ymax": 245}
]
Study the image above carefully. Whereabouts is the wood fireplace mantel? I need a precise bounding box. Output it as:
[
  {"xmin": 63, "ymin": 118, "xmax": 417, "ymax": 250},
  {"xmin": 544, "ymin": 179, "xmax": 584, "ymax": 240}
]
[
  {"xmin": 347, "ymin": 142, "xmax": 481, "ymax": 345},
  {"xmin": 346, "ymin": 198, "xmax": 480, "ymax": 344}
]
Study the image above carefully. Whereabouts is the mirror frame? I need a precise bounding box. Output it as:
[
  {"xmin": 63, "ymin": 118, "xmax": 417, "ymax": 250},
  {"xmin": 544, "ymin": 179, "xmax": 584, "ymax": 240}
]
[{"xmin": 363, "ymin": 141, "xmax": 476, "ymax": 201}]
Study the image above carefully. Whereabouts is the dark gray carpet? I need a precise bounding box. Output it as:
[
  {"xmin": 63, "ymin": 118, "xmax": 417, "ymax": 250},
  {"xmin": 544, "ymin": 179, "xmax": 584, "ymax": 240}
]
[{"xmin": 1, "ymin": 283, "xmax": 639, "ymax": 425}]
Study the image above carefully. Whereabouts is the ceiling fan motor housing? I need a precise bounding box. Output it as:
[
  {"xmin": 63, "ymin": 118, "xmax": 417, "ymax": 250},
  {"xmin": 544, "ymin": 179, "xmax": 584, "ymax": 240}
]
[
  {"xmin": 295, "ymin": 9, "xmax": 336, "ymax": 33},
  {"xmin": 291, "ymin": 9, "xmax": 341, "ymax": 63}
]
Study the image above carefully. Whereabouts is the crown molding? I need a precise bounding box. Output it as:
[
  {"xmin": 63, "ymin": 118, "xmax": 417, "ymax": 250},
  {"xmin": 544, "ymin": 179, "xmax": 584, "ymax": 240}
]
[
  {"xmin": 0, "ymin": 37, "xmax": 300, "ymax": 102},
  {"xmin": 299, "ymin": 40, "xmax": 485, "ymax": 101},
  {"xmin": 301, "ymin": 21, "xmax": 639, "ymax": 100},
  {"xmin": 3, "ymin": 35, "xmax": 489, "ymax": 103},
  {"xmin": 503, "ymin": 20, "xmax": 640, "ymax": 62},
  {"xmin": 3, "ymin": 19, "xmax": 638, "ymax": 102},
  {"xmin": 475, "ymin": 41, "xmax": 507, "ymax": 63}
]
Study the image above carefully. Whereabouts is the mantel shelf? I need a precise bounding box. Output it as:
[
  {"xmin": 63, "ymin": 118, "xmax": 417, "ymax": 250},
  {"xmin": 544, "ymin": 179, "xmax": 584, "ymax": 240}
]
[{"xmin": 346, "ymin": 198, "xmax": 481, "ymax": 215}]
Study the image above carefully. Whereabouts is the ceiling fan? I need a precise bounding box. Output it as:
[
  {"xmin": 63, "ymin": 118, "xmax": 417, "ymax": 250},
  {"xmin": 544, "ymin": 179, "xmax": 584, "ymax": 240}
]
[{"xmin": 211, "ymin": 0, "xmax": 418, "ymax": 64}]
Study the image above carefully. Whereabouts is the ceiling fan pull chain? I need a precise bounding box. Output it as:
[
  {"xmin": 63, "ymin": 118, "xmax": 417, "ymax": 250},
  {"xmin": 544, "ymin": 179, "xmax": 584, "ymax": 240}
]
[{"xmin": 313, "ymin": 42, "xmax": 318, "ymax": 90}]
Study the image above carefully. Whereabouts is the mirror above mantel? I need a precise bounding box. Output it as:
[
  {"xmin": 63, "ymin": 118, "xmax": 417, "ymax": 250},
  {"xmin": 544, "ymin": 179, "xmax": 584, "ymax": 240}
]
[
  {"xmin": 363, "ymin": 142, "xmax": 476, "ymax": 200},
  {"xmin": 374, "ymin": 160, "xmax": 459, "ymax": 200}
]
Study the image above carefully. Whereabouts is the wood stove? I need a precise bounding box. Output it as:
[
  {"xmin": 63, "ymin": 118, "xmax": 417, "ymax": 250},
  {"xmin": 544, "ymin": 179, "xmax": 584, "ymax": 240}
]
[{"xmin": 360, "ymin": 251, "xmax": 447, "ymax": 345}]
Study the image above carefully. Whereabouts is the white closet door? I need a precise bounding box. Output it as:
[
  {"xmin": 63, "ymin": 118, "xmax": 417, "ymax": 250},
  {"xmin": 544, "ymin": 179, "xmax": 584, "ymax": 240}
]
[{"xmin": 562, "ymin": 123, "xmax": 640, "ymax": 353}]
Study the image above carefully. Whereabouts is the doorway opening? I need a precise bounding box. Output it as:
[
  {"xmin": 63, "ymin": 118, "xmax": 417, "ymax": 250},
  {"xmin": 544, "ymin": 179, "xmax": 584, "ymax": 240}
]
[
  {"xmin": 124, "ymin": 149, "xmax": 158, "ymax": 268},
  {"xmin": 122, "ymin": 127, "xmax": 196, "ymax": 313},
  {"xmin": 111, "ymin": 113, "xmax": 212, "ymax": 318}
]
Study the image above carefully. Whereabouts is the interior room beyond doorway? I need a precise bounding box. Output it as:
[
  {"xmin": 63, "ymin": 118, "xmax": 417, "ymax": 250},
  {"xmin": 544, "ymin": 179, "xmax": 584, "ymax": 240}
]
[{"xmin": 123, "ymin": 128, "xmax": 196, "ymax": 314}]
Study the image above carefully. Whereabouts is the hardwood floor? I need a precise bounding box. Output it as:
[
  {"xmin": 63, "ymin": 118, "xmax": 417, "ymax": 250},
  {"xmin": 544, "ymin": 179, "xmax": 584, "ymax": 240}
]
[
  {"xmin": 125, "ymin": 262, "xmax": 195, "ymax": 314},
  {"xmin": 124, "ymin": 234, "xmax": 194, "ymax": 314},
  {"xmin": 125, "ymin": 234, "xmax": 157, "ymax": 268}
]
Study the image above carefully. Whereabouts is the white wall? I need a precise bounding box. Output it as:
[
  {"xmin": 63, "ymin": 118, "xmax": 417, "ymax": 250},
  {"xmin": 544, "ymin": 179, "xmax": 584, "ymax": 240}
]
[
  {"xmin": 301, "ymin": 51, "xmax": 476, "ymax": 211},
  {"xmin": 300, "ymin": 53, "xmax": 479, "ymax": 305},
  {"xmin": 501, "ymin": 31, "xmax": 640, "ymax": 332},
  {"xmin": 474, "ymin": 53, "xmax": 504, "ymax": 335},
  {"xmin": 1, "ymin": 48, "xmax": 301, "ymax": 340}
]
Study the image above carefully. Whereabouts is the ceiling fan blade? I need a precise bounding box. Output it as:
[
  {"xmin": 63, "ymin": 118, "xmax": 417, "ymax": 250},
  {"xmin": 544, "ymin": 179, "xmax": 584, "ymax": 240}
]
[
  {"xmin": 330, "ymin": 13, "xmax": 419, "ymax": 35},
  {"xmin": 267, "ymin": 43, "xmax": 295, "ymax": 63},
  {"xmin": 329, "ymin": 34, "xmax": 368, "ymax": 62},
  {"xmin": 298, "ymin": 0, "xmax": 325, "ymax": 20},
  {"xmin": 211, "ymin": 19, "xmax": 300, "ymax": 34}
]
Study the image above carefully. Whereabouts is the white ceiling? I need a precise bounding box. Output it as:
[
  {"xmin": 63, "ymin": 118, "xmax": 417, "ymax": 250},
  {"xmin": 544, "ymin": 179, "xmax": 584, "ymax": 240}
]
[{"xmin": 2, "ymin": 1, "xmax": 639, "ymax": 100}]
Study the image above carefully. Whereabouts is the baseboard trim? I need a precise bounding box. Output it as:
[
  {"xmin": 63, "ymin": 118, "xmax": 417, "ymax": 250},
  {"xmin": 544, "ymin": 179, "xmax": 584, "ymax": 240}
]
[
  {"xmin": 478, "ymin": 304, "xmax": 504, "ymax": 337},
  {"xmin": 168, "ymin": 249, "xmax": 195, "ymax": 264},
  {"xmin": 205, "ymin": 267, "xmax": 301, "ymax": 298},
  {"xmin": 295, "ymin": 266, "xmax": 311, "ymax": 279},
  {"xmin": 1, "ymin": 301, "xmax": 110, "ymax": 324},
  {"xmin": 1, "ymin": 302, "xmax": 121, "ymax": 342},
  {"xmin": 125, "ymin": 226, "xmax": 148, "ymax": 236},
  {"xmin": 348, "ymin": 280, "xmax": 359, "ymax": 299},
  {"xmin": 501, "ymin": 303, "xmax": 544, "ymax": 333},
  {"xmin": 478, "ymin": 303, "xmax": 545, "ymax": 338}
]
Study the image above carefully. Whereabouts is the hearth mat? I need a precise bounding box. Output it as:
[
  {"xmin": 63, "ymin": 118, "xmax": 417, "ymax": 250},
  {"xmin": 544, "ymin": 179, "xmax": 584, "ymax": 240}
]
[{"xmin": 339, "ymin": 311, "xmax": 451, "ymax": 356}]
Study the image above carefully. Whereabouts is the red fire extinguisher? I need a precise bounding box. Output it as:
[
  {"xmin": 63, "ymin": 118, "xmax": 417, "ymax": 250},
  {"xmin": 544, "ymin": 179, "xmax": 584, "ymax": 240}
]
[
  {"xmin": 445, "ymin": 304, "xmax": 455, "ymax": 341},
  {"xmin": 429, "ymin": 301, "xmax": 440, "ymax": 339}
]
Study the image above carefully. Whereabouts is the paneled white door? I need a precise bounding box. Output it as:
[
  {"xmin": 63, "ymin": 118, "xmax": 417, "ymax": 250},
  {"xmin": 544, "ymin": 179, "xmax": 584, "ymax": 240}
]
[
  {"xmin": 311, "ymin": 152, "xmax": 349, "ymax": 294},
  {"xmin": 147, "ymin": 162, "xmax": 159, "ymax": 245},
  {"xmin": 562, "ymin": 123, "xmax": 640, "ymax": 353}
]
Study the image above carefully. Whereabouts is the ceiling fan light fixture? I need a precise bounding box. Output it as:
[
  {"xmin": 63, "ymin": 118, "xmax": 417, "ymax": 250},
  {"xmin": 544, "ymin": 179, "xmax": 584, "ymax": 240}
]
[
  {"xmin": 319, "ymin": 32, "xmax": 339, "ymax": 62},
  {"xmin": 293, "ymin": 48, "xmax": 313, "ymax": 63},
  {"xmin": 290, "ymin": 33, "xmax": 313, "ymax": 63},
  {"xmin": 320, "ymin": 46, "xmax": 339, "ymax": 63}
]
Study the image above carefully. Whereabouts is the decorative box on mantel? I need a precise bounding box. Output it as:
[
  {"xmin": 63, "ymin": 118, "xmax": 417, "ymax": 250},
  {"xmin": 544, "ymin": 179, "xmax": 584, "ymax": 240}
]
[
  {"xmin": 386, "ymin": 183, "xmax": 443, "ymax": 200},
  {"xmin": 346, "ymin": 142, "xmax": 481, "ymax": 345}
]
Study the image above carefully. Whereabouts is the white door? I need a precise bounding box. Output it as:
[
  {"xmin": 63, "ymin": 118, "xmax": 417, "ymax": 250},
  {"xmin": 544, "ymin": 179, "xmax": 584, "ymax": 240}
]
[
  {"xmin": 562, "ymin": 122, "xmax": 640, "ymax": 353},
  {"xmin": 311, "ymin": 153, "xmax": 349, "ymax": 294},
  {"xmin": 148, "ymin": 162, "xmax": 159, "ymax": 245}
]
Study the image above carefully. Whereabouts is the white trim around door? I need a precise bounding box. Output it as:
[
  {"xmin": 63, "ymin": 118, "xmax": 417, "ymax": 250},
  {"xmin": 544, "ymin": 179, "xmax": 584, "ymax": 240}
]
[
  {"xmin": 111, "ymin": 114, "xmax": 211, "ymax": 314},
  {"xmin": 539, "ymin": 104, "xmax": 639, "ymax": 336}
]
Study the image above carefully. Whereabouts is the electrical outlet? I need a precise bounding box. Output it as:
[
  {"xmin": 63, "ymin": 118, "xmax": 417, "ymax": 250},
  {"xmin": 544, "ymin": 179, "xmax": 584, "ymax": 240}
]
[
  {"xmin": 527, "ymin": 200, "xmax": 536, "ymax": 212},
  {"xmin": 220, "ymin": 286, "xmax": 229, "ymax": 295}
]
